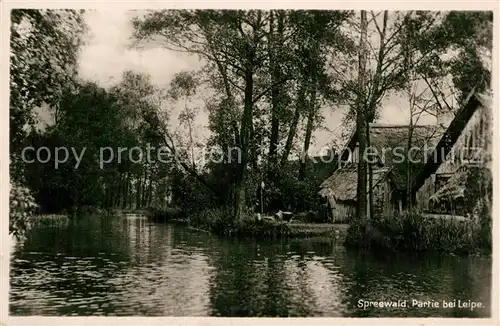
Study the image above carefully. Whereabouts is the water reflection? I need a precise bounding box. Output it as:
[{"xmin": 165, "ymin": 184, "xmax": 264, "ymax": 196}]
[{"xmin": 9, "ymin": 215, "xmax": 491, "ymax": 317}]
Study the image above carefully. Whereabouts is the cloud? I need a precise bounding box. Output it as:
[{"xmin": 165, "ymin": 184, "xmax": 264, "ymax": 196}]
[
  {"xmin": 78, "ymin": 9, "xmax": 197, "ymax": 88},
  {"xmin": 78, "ymin": 9, "xmax": 209, "ymax": 146}
]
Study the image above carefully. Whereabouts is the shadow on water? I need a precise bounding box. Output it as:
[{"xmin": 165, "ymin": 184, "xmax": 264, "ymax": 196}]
[{"xmin": 9, "ymin": 215, "xmax": 491, "ymax": 317}]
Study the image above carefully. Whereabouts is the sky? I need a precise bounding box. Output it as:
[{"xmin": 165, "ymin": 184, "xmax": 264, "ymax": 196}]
[{"xmin": 76, "ymin": 9, "xmax": 442, "ymax": 155}]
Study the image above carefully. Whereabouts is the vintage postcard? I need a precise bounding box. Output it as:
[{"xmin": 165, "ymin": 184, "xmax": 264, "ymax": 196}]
[{"xmin": 1, "ymin": 1, "xmax": 498, "ymax": 325}]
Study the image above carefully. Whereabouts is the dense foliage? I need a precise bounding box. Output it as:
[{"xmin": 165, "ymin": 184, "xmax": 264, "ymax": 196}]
[
  {"xmin": 9, "ymin": 182, "xmax": 38, "ymax": 237},
  {"xmin": 10, "ymin": 9, "xmax": 87, "ymax": 235}
]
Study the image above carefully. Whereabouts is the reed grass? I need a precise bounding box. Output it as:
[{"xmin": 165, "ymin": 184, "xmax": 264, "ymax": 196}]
[{"xmin": 345, "ymin": 209, "xmax": 491, "ymax": 255}]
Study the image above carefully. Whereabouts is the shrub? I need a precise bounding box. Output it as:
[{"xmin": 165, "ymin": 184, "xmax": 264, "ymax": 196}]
[
  {"xmin": 10, "ymin": 181, "xmax": 39, "ymax": 238},
  {"xmin": 29, "ymin": 214, "xmax": 70, "ymax": 228},
  {"xmin": 262, "ymin": 162, "xmax": 326, "ymax": 214},
  {"xmin": 189, "ymin": 206, "xmax": 235, "ymax": 231}
]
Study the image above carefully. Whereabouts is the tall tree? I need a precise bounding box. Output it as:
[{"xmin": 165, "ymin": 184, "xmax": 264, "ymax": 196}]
[
  {"xmin": 133, "ymin": 10, "xmax": 272, "ymax": 221},
  {"xmin": 356, "ymin": 10, "xmax": 369, "ymax": 224},
  {"xmin": 267, "ymin": 10, "xmax": 285, "ymax": 170},
  {"xmin": 168, "ymin": 71, "xmax": 201, "ymax": 170},
  {"xmin": 290, "ymin": 10, "xmax": 353, "ymax": 181}
]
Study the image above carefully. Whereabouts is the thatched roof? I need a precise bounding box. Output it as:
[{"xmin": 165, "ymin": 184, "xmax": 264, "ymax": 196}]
[
  {"xmin": 320, "ymin": 124, "xmax": 441, "ymax": 201},
  {"xmin": 319, "ymin": 163, "xmax": 390, "ymax": 202},
  {"xmin": 412, "ymin": 91, "xmax": 491, "ymax": 192},
  {"xmin": 369, "ymin": 124, "xmax": 441, "ymax": 191},
  {"xmin": 319, "ymin": 163, "xmax": 358, "ymax": 202},
  {"xmin": 429, "ymin": 168, "xmax": 467, "ymax": 204},
  {"xmin": 430, "ymin": 165, "xmax": 492, "ymax": 205}
]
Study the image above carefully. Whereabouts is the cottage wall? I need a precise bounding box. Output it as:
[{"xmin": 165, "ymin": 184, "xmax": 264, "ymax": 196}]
[
  {"xmin": 416, "ymin": 102, "xmax": 490, "ymax": 212},
  {"xmin": 329, "ymin": 177, "xmax": 394, "ymax": 220},
  {"xmin": 416, "ymin": 174, "xmax": 436, "ymax": 211},
  {"xmin": 372, "ymin": 178, "xmax": 395, "ymax": 217},
  {"xmin": 330, "ymin": 201, "xmax": 355, "ymax": 223}
]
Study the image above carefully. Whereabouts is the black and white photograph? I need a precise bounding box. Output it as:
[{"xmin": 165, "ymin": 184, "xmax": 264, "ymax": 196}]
[{"xmin": 3, "ymin": 2, "xmax": 496, "ymax": 322}]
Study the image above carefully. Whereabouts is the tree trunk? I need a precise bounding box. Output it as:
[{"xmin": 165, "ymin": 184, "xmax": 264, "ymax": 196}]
[
  {"xmin": 248, "ymin": 117, "xmax": 259, "ymax": 170},
  {"xmin": 109, "ymin": 181, "xmax": 116, "ymax": 208},
  {"xmin": 404, "ymin": 19, "xmax": 414, "ymax": 210},
  {"xmin": 356, "ymin": 10, "xmax": 368, "ymax": 224},
  {"xmin": 104, "ymin": 184, "xmax": 109, "ymax": 208},
  {"xmin": 268, "ymin": 10, "xmax": 284, "ymax": 169},
  {"xmin": 118, "ymin": 175, "xmax": 126, "ymax": 208},
  {"xmin": 187, "ymin": 117, "xmax": 196, "ymax": 171},
  {"xmin": 234, "ymin": 60, "xmax": 255, "ymax": 222},
  {"xmin": 105, "ymin": 180, "xmax": 113, "ymax": 208},
  {"xmin": 299, "ymin": 44, "xmax": 319, "ymax": 181},
  {"xmin": 122, "ymin": 173, "xmax": 129, "ymax": 209},
  {"xmin": 121, "ymin": 176, "xmax": 126, "ymax": 209},
  {"xmin": 114, "ymin": 177, "xmax": 123, "ymax": 208},
  {"xmin": 367, "ymin": 124, "xmax": 373, "ymax": 219},
  {"xmin": 146, "ymin": 177, "xmax": 153, "ymax": 207},
  {"xmin": 136, "ymin": 173, "xmax": 142, "ymax": 209},
  {"xmin": 141, "ymin": 169, "xmax": 148, "ymax": 208},
  {"xmin": 128, "ymin": 176, "xmax": 133, "ymax": 209},
  {"xmin": 280, "ymin": 82, "xmax": 305, "ymax": 166},
  {"xmin": 115, "ymin": 178, "xmax": 121, "ymax": 208},
  {"xmin": 406, "ymin": 121, "xmax": 414, "ymax": 208}
]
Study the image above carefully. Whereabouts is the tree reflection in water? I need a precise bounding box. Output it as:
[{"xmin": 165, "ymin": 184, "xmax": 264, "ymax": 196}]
[{"xmin": 9, "ymin": 217, "xmax": 491, "ymax": 317}]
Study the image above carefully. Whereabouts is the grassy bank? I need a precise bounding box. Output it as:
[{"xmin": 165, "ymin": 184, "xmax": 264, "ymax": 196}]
[
  {"xmin": 344, "ymin": 210, "xmax": 491, "ymax": 255},
  {"xmin": 185, "ymin": 207, "xmax": 347, "ymax": 240}
]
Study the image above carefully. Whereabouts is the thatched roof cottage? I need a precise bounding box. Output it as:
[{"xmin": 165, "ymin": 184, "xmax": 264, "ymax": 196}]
[
  {"xmin": 319, "ymin": 123, "xmax": 442, "ymax": 222},
  {"xmin": 413, "ymin": 91, "xmax": 492, "ymax": 218}
]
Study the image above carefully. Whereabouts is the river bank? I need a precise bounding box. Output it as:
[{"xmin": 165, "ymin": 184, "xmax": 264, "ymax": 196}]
[
  {"xmin": 28, "ymin": 207, "xmax": 490, "ymax": 256},
  {"xmin": 185, "ymin": 219, "xmax": 349, "ymax": 241},
  {"xmin": 175, "ymin": 207, "xmax": 349, "ymax": 241},
  {"xmin": 139, "ymin": 207, "xmax": 490, "ymax": 255},
  {"xmin": 161, "ymin": 207, "xmax": 490, "ymax": 256}
]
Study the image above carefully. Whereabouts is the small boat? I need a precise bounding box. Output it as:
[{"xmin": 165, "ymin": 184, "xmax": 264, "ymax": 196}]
[{"xmin": 275, "ymin": 210, "xmax": 294, "ymax": 222}]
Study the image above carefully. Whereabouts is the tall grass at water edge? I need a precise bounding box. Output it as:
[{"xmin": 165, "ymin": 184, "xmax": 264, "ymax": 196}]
[{"xmin": 345, "ymin": 209, "xmax": 491, "ymax": 255}]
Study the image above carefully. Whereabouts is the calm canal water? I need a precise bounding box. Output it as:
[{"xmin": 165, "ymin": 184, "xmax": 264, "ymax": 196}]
[{"xmin": 9, "ymin": 215, "xmax": 491, "ymax": 317}]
